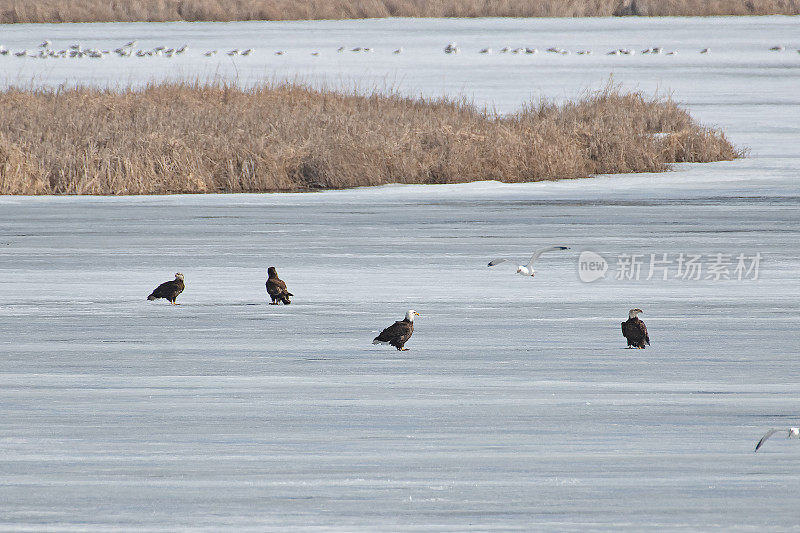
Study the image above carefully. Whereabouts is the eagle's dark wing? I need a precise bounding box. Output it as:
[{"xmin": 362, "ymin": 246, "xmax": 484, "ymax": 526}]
[
  {"xmin": 374, "ymin": 320, "xmax": 413, "ymax": 346},
  {"xmin": 622, "ymin": 318, "xmax": 648, "ymax": 344},
  {"xmin": 266, "ymin": 278, "xmax": 284, "ymax": 296},
  {"xmin": 267, "ymin": 277, "xmax": 292, "ymax": 297},
  {"xmin": 149, "ymin": 279, "xmax": 182, "ymax": 300},
  {"xmin": 621, "ymin": 320, "xmax": 635, "ymax": 341}
]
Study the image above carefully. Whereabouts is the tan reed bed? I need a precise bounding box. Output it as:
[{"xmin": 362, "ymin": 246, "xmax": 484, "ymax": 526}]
[
  {"xmin": 0, "ymin": 82, "xmax": 743, "ymax": 195},
  {"xmin": 0, "ymin": 0, "xmax": 796, "ymax": 23}
]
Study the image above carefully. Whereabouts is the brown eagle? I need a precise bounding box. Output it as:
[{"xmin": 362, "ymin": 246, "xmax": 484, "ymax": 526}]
[
  {"xmin": 266, "ymin": 266, "xmax": 293, "ymax": 305},
  {"xmin": 622, "ymin": 308, "xmax": 650, "ymax": 349},
  {"xmin": 373, "ymin": 310, "xmax": 420, "ymax": 351},
  {"xmin": 147, "ymin": 273, "xmax": 184, "ymax": 304}
]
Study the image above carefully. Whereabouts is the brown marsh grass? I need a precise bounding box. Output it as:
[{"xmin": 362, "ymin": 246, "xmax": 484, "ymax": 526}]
[
  {"xmin": 1, "ymin": 0, "xmax": 797, "ymax": 23},
  {"xmin": 0, "ymin": 82, "xmax": 743, "ymax": 195}
]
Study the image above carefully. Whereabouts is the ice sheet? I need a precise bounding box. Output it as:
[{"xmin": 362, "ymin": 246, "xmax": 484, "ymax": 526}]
[{"xmin": 1, "ymin": 16, "xmax": 800, "ymax": 531}]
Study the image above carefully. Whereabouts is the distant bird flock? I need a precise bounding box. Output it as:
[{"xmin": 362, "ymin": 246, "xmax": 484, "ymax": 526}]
[{"xmin": 1, "ymin": 40, "xmax": 798, "ymax": 60}]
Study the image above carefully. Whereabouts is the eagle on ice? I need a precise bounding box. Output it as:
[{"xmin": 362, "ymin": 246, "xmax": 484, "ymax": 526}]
[
  {"xmin": 621, "ymin": 308, "xmax": 650, "ymax": 349},
  {"xmin": 373, "ymin": 310, "xmax": 420, "ymax": 351},
  {"xmin": 147, "ymin": 273, "xmax": 185, "ymax": 304},
  {"xmin": 266, "ymin": 266, "xmax": 293, "ymax": 305}
]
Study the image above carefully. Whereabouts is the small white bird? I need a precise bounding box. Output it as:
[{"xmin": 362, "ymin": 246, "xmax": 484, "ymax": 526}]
[
  {"xmin": 444, "ymin": 42, "xmax": 459, "ymax": 54},
  {"xmin": 488, "ymin": 246, "xmax": 570, "ymax": 277},
  {"xmin": 755, "ymin": 427, "xmax": 800, "ymax": 452},
  {"xmin": 393, "ymin": 48, "xmax": 403, "ymax": 54},
  {"xmin": 700, "ymin": 48, "xmax": 711, "ymax": 54},
  {"xmin": 769, "ymin": 45, "xmax": 785, "ymax": 51},
  {"xmin": 124, "ymin": 40, "xmax": 137, "ymax": 47},
  {"xmin": 204, "ymin": 50, "xmax": 217, "ymax": 56},
  {"xmin": 39, "ymin": 40, "xmax": 51, "ymax": 48},
  {"xmin": 479, "ymin": 47, "xmax": 492, "ymax": 54}
]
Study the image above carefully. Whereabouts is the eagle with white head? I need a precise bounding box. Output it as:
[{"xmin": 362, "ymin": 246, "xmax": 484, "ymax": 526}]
[
  {"xmin": 373, "ymin": 310, "xmax": 420, "ymax": 351},
  {"xmin": 621, "ymin": 308, "xmax": 650, "ymax": 349}
]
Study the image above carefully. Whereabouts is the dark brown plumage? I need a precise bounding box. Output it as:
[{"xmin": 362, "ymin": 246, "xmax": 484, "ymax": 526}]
[
  {"xmin": 373, "ymin": 310, "xmax": 419, "ymax": 351},
  {"xmin": 622, "ymin": 308, "xmax": 650, "ymax": 349},
  {"xmin": 266, "ymin": 266, "xmax": 293, "ymax": 305},
  {"xmin": 147, "ymin": 273, "xmax": 184, "ymax": 304}
]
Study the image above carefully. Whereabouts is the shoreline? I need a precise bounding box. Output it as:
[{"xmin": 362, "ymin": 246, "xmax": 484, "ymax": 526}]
[
  {"xmin": 2, "ymin": 1, "xmax": 797, "ymax": 24},
  {"xmin": 0, "ymin": 82, "xmax": 742, "ymax": 196}
]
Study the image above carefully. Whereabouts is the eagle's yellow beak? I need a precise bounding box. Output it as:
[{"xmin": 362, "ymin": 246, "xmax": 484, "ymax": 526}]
[{"xmin": 414, "ymin": 312, "xmax": 421, "ymax": 316}]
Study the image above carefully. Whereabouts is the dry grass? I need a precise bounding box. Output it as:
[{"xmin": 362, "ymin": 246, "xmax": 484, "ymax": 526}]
[
  {"xmin": 0, "ymin": 82, "xmax": 742, "ymax": 195},
  {"xmin": 0, "ymin": 0, "xmax": 797, "ymax": 23}
]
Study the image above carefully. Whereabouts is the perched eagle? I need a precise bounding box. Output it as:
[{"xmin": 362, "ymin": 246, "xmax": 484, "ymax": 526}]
[
  {"xmin": 373, "ymin": 310, "xmax": 420, "ymax": 351},
  {"xmin": 621, "ymin": 308, "xmax": 649, "ymax": 349},
  {"xmin": 266, "ymin": 266, "xmax": 293, "ymax": 305},
  {"xmin": 147, "ymin": 272, "xmax": 185, "ymax": 304}
]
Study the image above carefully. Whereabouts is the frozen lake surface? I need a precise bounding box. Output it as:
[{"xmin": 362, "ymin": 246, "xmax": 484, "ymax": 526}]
[{"xmin": 2, "ymin": 16, "xmax": 800, "ymax": 531}]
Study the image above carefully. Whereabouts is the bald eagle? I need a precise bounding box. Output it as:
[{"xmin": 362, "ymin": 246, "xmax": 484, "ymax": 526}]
[
  {"xmin": 622, "ymin": 308, "xmax": 649, "ymax": 349},
  {"xmin": 266, "ymin": 266, "xmax": 293, "ymax": 305},
  {"xmin": 147, "ymin": 273, "xmax": 184, "ymax": 304},
  {"xmin": 373, "ymin": 310, "xmax": 420, "ymax": 351}
]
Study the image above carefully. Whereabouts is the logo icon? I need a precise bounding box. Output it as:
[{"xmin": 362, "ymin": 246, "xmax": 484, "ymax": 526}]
[{"xmin": 578, "ymin": 251, "xmax": 608, "ymax": 283}]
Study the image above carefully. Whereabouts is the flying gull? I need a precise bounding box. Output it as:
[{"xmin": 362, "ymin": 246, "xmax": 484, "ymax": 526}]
[
  {"xmin": 488, "ymin": 245, "xmax": 570, "ymax": 277},
  {"xmin": 754, "ymin": 427, "xmax": 799, "ymax": 452}
]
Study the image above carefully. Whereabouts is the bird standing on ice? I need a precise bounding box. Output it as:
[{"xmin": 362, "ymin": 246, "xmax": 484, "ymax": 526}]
[
  {"xmin": 266, "ymin": 266, "xmax": 293, "ymax": 305},
  {"xmin": 754, "ymin": 427, "xmax": 800, "ymax": 451},
  {"xmin": 488, "ymin": 245, "xmax": 570, "ymax": 277},
  {"xmin": 147, "ymin": 273, "xmax": 185, "ymax": 304},
  {"xmin": 373, "ymin": 310, "xmax": 420, "ymax": 351},
  {"xmin": 621, "ymin": 308, "xmax": 650, "ymax": 349}
]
